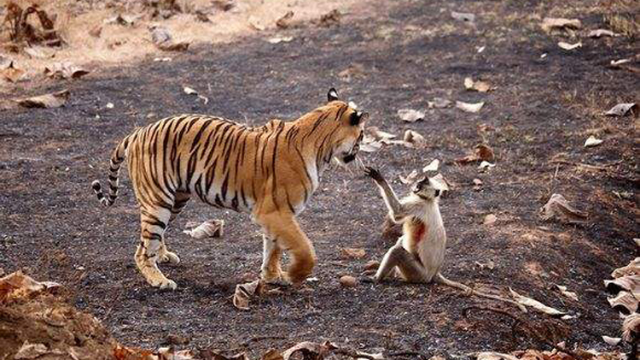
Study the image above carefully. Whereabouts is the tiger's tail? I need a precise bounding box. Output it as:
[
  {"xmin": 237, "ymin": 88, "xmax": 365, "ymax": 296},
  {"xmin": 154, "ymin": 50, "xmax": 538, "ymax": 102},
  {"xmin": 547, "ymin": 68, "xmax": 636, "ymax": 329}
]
[{"xmin": 91, "ymin": 135, "xmax": 130, "ymax": 207}]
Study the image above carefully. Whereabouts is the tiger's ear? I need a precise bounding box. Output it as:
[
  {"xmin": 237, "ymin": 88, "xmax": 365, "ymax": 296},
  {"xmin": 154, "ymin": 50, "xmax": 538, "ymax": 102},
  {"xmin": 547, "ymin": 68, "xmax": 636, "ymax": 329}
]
[
  {"xmin": 327, "ymin": 88, "xmax": 339, "ymax": 102},
  {"xmin": 349, "ymin": 111, "xmax": 368, "ymax": 126}
]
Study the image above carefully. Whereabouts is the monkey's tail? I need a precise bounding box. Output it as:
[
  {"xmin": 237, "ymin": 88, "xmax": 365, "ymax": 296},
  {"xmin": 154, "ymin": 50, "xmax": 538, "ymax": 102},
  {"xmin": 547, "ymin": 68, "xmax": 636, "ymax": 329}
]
[{"xmin": 434, "ymin": 273, "xmax": 527, "ymax": 312}]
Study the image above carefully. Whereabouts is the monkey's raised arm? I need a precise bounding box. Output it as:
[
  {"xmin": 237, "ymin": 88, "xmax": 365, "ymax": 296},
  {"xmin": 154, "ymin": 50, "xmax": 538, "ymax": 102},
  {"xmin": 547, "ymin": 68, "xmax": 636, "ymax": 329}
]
[{"xmin": 364, "ymin": 167, "xmax": 407, "ymax": 222}]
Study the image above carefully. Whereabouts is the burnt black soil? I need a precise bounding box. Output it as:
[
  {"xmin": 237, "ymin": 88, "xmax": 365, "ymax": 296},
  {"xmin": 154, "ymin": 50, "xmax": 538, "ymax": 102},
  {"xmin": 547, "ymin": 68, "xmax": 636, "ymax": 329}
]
[{"xmin": 1, "ymin": 0, "xmax": 638, "ymax": 358}]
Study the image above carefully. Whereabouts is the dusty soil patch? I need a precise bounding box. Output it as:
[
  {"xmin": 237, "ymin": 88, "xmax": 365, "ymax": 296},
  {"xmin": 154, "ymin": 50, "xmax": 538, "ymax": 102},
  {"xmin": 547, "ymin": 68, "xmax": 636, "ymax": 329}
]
[{"xmin": 0, "ymin": 0, "xmax": 638, "ymax": 358}]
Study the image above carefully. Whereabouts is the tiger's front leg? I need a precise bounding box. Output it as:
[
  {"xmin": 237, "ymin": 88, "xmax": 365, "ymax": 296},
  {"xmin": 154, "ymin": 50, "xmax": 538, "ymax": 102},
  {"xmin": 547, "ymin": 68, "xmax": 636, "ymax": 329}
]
[
  {"xmin": 256, "ymin": 212, "xmax": 316, "ymax": 285},
  {"xmin": 261, "ymin": 234, "xmax": 284, "ymax": 283}
]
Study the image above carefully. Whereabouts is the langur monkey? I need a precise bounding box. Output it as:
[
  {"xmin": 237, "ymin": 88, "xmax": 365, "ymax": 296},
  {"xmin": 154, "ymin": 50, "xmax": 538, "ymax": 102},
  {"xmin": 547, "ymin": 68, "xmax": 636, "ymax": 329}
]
[{"xmin": 364, "ymin": 167, "xmax": 525, "ymax": 311}]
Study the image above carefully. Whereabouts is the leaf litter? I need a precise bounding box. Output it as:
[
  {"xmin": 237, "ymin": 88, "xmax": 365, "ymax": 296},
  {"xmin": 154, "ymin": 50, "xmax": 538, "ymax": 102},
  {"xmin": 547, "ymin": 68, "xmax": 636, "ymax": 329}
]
[
  {"xmin": 464, "ymin": 77, "xmax": 493, "ymax": 92},
  {"xmin": 605, "ymin": 103, "xmax": 636, "ymax": 117},
  {"xmin": 456, "ymin": 101, "xmax": 484, "ymax": 113},
  {"xmin": 540, "ymin": 194, "xmax": 587, "ymax": 224},
  {"xmin": 397, "ymin": 108, "xmax": 425, "ymax": 122},
  {"xmin": 44, "ymin": 62, "xmax": 90, "ymax": 80},
  {"xmin": 17, "ymin": 90, "xmax": 70, "ymax": 108},
  {"xmin": 540, "ymin": 18, "xmax": 582, "ymax": 33}
]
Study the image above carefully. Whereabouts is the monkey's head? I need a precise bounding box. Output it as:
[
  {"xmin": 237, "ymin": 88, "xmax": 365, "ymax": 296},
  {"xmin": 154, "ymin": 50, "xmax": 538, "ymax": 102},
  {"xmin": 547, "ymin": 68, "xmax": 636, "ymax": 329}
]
[{"xmin": 412, "ymin": 176, "xmax": 441, "ymax": 201}]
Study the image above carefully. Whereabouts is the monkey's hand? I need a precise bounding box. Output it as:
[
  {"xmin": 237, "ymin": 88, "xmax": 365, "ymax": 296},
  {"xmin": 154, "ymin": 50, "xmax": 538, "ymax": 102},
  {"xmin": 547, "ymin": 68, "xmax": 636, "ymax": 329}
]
[{"xmin": 364, "ymin": 166, "xmax": 385, "ymax": 183}]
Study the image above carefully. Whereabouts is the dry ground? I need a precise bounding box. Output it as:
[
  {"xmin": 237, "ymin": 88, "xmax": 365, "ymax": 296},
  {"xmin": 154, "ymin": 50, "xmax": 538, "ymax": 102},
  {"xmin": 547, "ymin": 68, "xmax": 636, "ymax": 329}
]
[{"xmin": 1, "ymin": 0, "xmax": 639, "ymax": 358}]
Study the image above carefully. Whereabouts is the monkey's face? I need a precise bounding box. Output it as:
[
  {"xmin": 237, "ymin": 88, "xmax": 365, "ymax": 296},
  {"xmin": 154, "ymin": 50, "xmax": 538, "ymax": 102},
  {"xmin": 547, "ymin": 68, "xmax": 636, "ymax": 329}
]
[{"xmin": 412, "ymin": 177, "xmax": 441, "ymax": 200}]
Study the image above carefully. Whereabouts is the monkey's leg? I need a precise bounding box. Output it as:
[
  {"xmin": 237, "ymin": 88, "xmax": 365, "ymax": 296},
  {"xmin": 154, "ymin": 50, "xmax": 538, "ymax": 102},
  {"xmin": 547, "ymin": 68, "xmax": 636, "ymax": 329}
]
[
  {"xmin": 365, "ymin": 167, "xmax": 407, "ymax": 221},
  {"xmin": 375, "ymin": 243, "xmax": 429, "ymax": 283},
  {"xmin": 257, "ymin": 212, "xmax": 316, "ymax": 285},
  {"xmin": 435, "ymin": 273, "xmax": 526, "ymax": 312}
]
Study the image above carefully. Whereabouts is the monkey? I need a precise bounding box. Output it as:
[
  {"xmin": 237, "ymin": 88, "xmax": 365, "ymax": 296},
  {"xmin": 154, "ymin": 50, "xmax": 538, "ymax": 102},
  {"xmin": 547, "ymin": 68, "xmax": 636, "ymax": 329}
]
[{"xmin": 363, "ymin": 166, "xmax": 526, "ymax": 311}]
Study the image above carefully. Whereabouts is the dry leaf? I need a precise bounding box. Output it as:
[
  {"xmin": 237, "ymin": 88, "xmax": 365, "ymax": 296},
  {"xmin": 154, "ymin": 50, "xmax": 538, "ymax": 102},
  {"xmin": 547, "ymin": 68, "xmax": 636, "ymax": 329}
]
[
  {"xmin": 157, "ymin": 347, "xmax": 196, "ymax": 360},
  {"xmin": 477, "ymin": 352, "xmax": 519, "ymax": 360},
  {"xmin": 456, "ymin": 144, "xmax": 494, "ymax": 164},
  {"xmin": 339, "ymin": 275, "xmax": 357, "ymax": 288},
  {"xmin": 456, "ymin": 101, "xmax": 484, "ymax": 113},
  {"xmin": 555, "ymin": 285, "xmax": 578, "ymax": 301},
  {"xmin": 276, "ymin": 11, "xmax": 294, "ymax": 29},
  {"xmin": 423, "ymin": 159, "xmax": 440, "ymax": 172},
  {"xmin": 588, "ymin": 29, "xmax": 617, "ymax": 38},
  {"xmin": 233, "ymin": 279, "xmax": 264, "ymax": 310},
  {"xmin": 451, "ymin": 11, "xmax": 475, "ymax": 23},
  {"xmin": 464, "ymin": 77, "xmax": 493, "ymax": 92},
  {"xmin": 183, "ymin": 219, "xmax": 224, "ymax": 239},
  {"xmin": 509, "ymin": 288, "xmax": 567, "ymax": 317},
  {"xmin": 602, "ymin": 336, "xmax": 621, "ymax": 346},
  {"xmin": 364, "ymin": 260, "xmax": 380, "ymax": 271},
  {"xmin": 607, "ymin": 291, "xmax": 638, "ymax": 315},
  {"xmin": 17, "ymin": 90, "xmax": 70, "ymax": 108},
  {"xmin": 14, "ymin": 341, "xmax": 50, "ymax": 359},
  {"xmin": 475, "ymin": 260, "xmax": 495, "ymax": 270},
  {"xmin": 360, "ymin": 141, "xmax": 383, "ymax": 153},
  {"xmin": 478, "ymin": 161, "xmax": 495, "ymax": 171},
  {"xmin": 610, "ymin": 58, "xmax": 631, "ymax": 67},
  {"xmin": 317, "ymin": 9, "xmax": 341, "ymax": 27},
  {"xmin": 540, "ymin": 194, "xmax": 587, "ymax": 224},
  {"xmin": 366, "ymin": 127, "xmax": 396, "ymax": 141},
  {"xmin": 558, "ymin": 41, "xmax": 582, "ymax": 50},
  {"xmin": 23, "ymin": 46, "xmax": 55, "ymax": 59},
  {"xmin": 604, "ymin": 275, "xmax": 640, "ymax": 294},
  {"xmin": 44, "ymin": 62, "xmax": 89, "ymax": 80},
  {"xmin": 611, "ymin": 258, "xmax": 640, "ymax": 278},
  {"xmin": 183, "ymin": 87, "xmax": 198, "ymax": 95},
  {"xmin": 483, "ymin": 214, "xmax": 497, "ymax": 225},
  {"xmin": 622, "ymin": 313, "xmax": 640, "ymax": 343},
  {"xmin": 605, "ymin": 103, "xmax": 637, "ymax": 117},
  {"xmin": 428, "ymin": 98, "xmax": 451, "ymax": 108},
  {"xmin": 158, "ymin": 41, "xmax": 190, "ymax": 51},
  {"xmin": 398, "ymin": 108, "xmax": 425, "ymax": 122},
  {"xmin": 248, "ymin": 16, "xmax": 265, "ymax": 31},
  {"xmin": 341, "ymin": 248, "xmax": 366, "ymax": 259},
  {"xmin": 400, "ymin": 170, "xmax": 419, "ymax": 184},
  {"xmin": 540, "ymin": 18, "xmax": 582, "ymax": 32},
  {"xmin": 403, "ymin": 130, "xmax": 425, "ymax": 147},
  {"xmin": 1, "ymin": 61, "xmax": 25, "ymax": 83},
  {"xmin": 267, "ymin": 36, "xmax": 294, "ymax": 44},
  {"xmin": 584, "ymin": 135, "xmax": 603, "ymax": 147},
  {"xmin": 0, "ymin": 271, "xmax": 60, "ymax": 303}
]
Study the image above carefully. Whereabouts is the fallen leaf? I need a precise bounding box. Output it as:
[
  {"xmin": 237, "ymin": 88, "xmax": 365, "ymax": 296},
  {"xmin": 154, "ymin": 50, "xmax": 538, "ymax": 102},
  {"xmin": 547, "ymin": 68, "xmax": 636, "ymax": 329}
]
[
  {"xmin": 14, "ymin": 341, "xmax": 50, "ymax": 360},
  {"xmin": 456, "ymin": 101, "xmax": 484, "ymax": 113},
  {"xmin": 233, "ymin": 279, "xmax": 264, "ymax": 310},
  {"xmin": 483, "ymin": 214, "xmax": 497, "ymax": 225},
  {"xmin": 360, "ymin": 141, "xmax": 383, "ymax": 153},
  {"xmin": 183, "ymin": 87, "xmax": 198, "ymax": 95},
  {"xmin": 157, "ymin": 347, "xmax": 195, "ymax": 360},
  {"xmin": 267, "ymin": 36, "xmax": 294, "ymax": 44},
  {"xmin": 400, "ymin": 170, "xmax": 419, "ymax": 184},
  {"xmin": 611, "ymin": 258, "xmax": 640, "ymax": 278},
  {"xmin": 276, "ymin": 11, "xmax": 294, "ymax": 29},
  {"xmin": 317, "ymin": 9, "xmax": 341, "ymax": 27},
  {"xmin": 183, "ymin": 219, "xmax": 224, "ymax": 239},
  {"xmin": 476, "ymin": 352, "xmax": 519, "ymax": 360},
  {"xmin": 366, "ymin": 127, "xmax": 396, "ymax": 141},
  {"xmin": 403, "ymin": 130, "xmax": 425, "ymax": 147},
  {"xmin": 584, "ymin": 135, "xmax": 603, "ymax": 147},
  {"xmin": 451, "ymin": 11, "xmax": 475, "ymax": 23},
  {"xmin": 604, "ymin": 275, "xmax": 640, "ymax": 294},
  {"xmin": 106, "ymin": 102, "xmax": 114, "ymax": 109},
  {"xmin": 478, "ymin": 161, "xmax": 495, "ymax": 171},
  {"xmin": 602, "ymin": 336, "xmax": 621, "ymax": 346},
  {"xmin": 456, "ymin": 144, "xmax": 494, "ymax": 164},
  {"xmin": 1, "ymin": 61, "xmax": 25, "ymax": 83},
  {"xmin": 605, "ymin": 103, "xmax": 637, "ymax": 117},
  {"xmin": 262, "ymin": 349, "xmax": 284, "ymax": 360},
  {"xmin": 464, "ymin": 77, "xmax": 493, "ymax": 92},
  {"xmin": 509, "ymin": 288, "xmax": 567, "ymax": 317},
  {"xmin": 17, "ymin": 90, "xmax": 70, "ymax": 108},
  {"xmin": 23, "ymin": 46, "xmax": 55, "ymax": 59},
  {"xmin": 428, "ymin": 97, "xmax": 451, "ymax": 108},
  {"xmin": 341, "ymin": 248, "xmax": 366, "ymax": 259},
  {"xmin": 540, "ymin": 194, "xmax": 587, "ymax": 224},
  {"xmin": 607, "ymin": 291, "xmax": 638, "ymax": 315},
  {"xmin": 248, "ymin": 16, "xmax": 265, "ymax": 31},
  {"xmin": 339, "ymin": 275, "xmax": 357, "ymax": 288},
  {"xmin": 588, "ymin": 29, "xmax": 617, "ymax": 38},
  {"xmin": 0, "ymin": 271, "xmax": 60, "ymax": 303},
  {"xmin": 622, "ymin": 313, "xmax": 640, "ymax": 343},
  {"xmin": 540, "ymin": 18, "xmax": 582, "ymax": 32},
  {"xmin": 558, "ymin": 41, "xmax": 582, "ymax": 50},
  {"xmin": 423, "ymin": 159, "xmax": 440, "ymax": 172},
  {"xmin": 158, "ymin": 41, "xmax": 190, "ymax": 51},
  {"xmin": 475, "ymin": 260, "xmax": 495, "ymax": 270},
  {"xmin": 44, "ymin": 62, "xmax": 90, "ymax": 80},
  {"xmin": 610, "ymin": 58, "xmax": 631, "ymax": 67},
  {"xmin": 555, "ymin": 285, "xmax": 579, "ymax": 301},
  {"xmin": 398, "ymin": 108, "xmax": 425, "ymax": 122}
]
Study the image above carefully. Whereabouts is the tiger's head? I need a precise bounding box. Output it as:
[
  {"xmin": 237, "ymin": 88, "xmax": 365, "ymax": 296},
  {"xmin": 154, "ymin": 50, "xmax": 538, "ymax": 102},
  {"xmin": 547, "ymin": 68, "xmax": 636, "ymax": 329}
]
[{"xmin": 325, "ymin": 88, "xmax": 368, "ymax": 164}]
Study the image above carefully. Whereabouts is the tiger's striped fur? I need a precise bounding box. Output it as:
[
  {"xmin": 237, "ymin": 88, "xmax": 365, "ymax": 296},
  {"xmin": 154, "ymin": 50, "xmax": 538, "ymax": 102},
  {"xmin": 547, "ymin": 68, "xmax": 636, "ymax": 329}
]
[{"xmin": 92, "ymin": 89, "xmax": 367, "ymax": 289}]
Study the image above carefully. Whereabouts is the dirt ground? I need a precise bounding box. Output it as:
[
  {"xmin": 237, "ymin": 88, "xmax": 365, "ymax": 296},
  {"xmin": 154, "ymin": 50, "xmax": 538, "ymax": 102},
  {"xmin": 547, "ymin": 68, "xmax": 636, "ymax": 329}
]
[{"xmin": 1, "ymin": 0, "xmax": 639, "ymax": 358}]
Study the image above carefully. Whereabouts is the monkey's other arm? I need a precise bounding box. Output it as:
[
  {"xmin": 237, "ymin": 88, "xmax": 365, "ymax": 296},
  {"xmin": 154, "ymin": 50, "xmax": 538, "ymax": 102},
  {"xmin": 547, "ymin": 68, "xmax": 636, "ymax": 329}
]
[{"xmin": 364, "ymin": 167, "xmax": 407, "ymax": 222}]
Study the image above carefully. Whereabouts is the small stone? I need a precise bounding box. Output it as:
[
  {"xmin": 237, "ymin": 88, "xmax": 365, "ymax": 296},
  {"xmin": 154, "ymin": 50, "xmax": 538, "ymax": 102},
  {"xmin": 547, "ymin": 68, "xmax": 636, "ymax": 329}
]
[{"xmin": 339, "ymin": 275, "xmax": 357, "ymax": 288}]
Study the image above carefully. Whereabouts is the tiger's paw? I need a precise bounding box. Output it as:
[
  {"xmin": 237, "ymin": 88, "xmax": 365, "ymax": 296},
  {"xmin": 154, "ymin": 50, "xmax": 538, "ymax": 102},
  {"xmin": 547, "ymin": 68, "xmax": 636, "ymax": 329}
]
[
  {"xmin": 159, "ymin": 251, "xmax": 181, "ymax": 265},
  {"xmin": 147, "ymin": 276, "xmax": 177, "ymax": 290},
  {"xmin": 261, "ymin": 268, "xmax": 285, "ymax": 284}
]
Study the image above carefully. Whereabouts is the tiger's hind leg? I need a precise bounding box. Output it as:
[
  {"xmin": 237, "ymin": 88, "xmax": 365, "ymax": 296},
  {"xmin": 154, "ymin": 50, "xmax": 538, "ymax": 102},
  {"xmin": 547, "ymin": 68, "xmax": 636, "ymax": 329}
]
[
  {"xmin": 261, "ymin": 234, "xmax": 284, "ymax": 283},
  {"xmin": 158, "ymin": 192, "xmax": 190, "ymax": 265},
  {"xmin": 135, "ymin": 206, "xmax": 177, "ymax": 290}
]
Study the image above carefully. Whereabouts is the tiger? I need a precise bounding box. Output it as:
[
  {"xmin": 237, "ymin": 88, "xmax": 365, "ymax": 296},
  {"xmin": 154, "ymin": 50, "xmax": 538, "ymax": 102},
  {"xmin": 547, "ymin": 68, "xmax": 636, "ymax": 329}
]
[{"xmin": 92, "ymin": 88, "xmax": 368, "ymax": 290}]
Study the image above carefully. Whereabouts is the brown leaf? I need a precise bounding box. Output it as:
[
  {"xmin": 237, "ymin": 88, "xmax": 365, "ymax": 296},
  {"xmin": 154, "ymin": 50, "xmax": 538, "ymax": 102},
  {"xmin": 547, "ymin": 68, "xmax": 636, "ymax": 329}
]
[
  {"xmin": 233, "ymin": 279, "xmax": 264, "ymax": 310},
  {"xmin": 428, "ymin": 97, "xmax": 451, "ymax": 108},
  {"xmin": 339, "ymin": 275, "xmax": 357, "ymax": 288},
  {"xmin": 1, "ymin": 61, "xmax": 25, "ymax": 83},
  {"xmin": 604, "ymin": 275, "xmax": 640, "ymax": 295},
  {"xmin": 0, "ymin": 271, "xmax": 60, "ymax": 303},
  {"xmin": 403, "ymin": 129, "xmax": 425, "ymax": 147},
  {"xmin": 317, "ymin": 9, "xmax": 341, "ymax": 27},
  {"xmin": 341, "ymin": 248, "xmax": 366, "ymax": 259},
  {"xmin": 464, "ymin": 77, "xmax": 493, "ymax": 92},
  {"xmin": 611, "ymin": 258, "xmax": 640, "ymax": 278},
  {"xmin": 157, "ymin": 41, "xmax": 190, "ymax": 52},
  {"xmin": 276, "ymin": 11, "xmax": 294, "ymax": 29},
  {"xmin": 261, "ymin": 349, "xmax": 284, "ymax": 360},
  {"xmin": 476, "ymin": 144, "xmax": 494, "ymax": 161},
  {"xmin": 607, "ymin": 291, "xmax": 638, "ymax": 315},
  {"xmin": 17, "ymin": 90, "xmax": 70, "ymax": 108},
  {"xmin": 622, "ymin": 313, "xmax": 640, "ymax": 343},
  {"xmin": 540, "ymin": 194, "xmax": 587, "ymax": 224},
  {"xmin": 44, "ymin": 62, "xmax": 90, "ymax": 80},
  {"xmin": 540, "ymin": 18, "xmax": 582, "ymax": 32}
]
